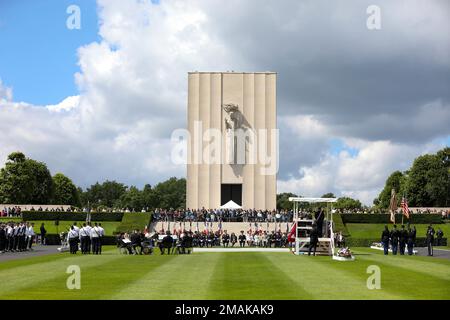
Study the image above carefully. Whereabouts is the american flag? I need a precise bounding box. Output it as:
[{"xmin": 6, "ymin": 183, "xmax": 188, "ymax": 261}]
[{"xmin": 401, "ymin": 196, "xmax": 410, "ymax": 219}]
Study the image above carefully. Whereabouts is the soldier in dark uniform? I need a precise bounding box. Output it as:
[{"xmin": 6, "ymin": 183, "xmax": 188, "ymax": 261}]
[
  {"xmin": 238, "ymin": 231, "xmax": 246, "ymax": 247},
  {"xmin": 436, "ymin": 228, "xmax": 444, "ymax": 246},
  {"xmin": 426, "ymin": 224, "xmax": 435, "ymax": 256},
  {"xmin": 0, "ymin": 223, "xmax": 6, "ymax": 253},
  {"xmin": 407, "ymin": 226, "xmax": 415, "ymax": 255},
  {"xmin": 381, "ymin": 225, "xmax": 390, "ymax": 255},
  {"xmin": 222, "ymin": 230, "xmax": 230, "ymax": 247},
  {"xmin": 390, "ymin": 225, "xmax": 399, "ymax": 255},
  {"xmin": 308, "ymin": 222, "xmax": 319, "ymax": 256},
  {"xmin": 399, "ymin": 225, "xmax": 408, "ymax": 255}
]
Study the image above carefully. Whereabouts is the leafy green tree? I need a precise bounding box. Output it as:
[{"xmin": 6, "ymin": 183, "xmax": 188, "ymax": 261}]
[
  {"xmin": 153, "ymin": 177, "xmax": 186, "ymax": 209},
  {"xmin": 84, "ymin": 180, "xmax": 127, "ymax": 209},
  {"xmin": 321, "ymin": 193, "xmax": 336, "ymax": 198},
  {"xmin": 142, "ymin": 184, "xmax": 158, "ymax": 209},
  {"xmin": 0, "ymin": 152, "xmax": 53, "ymax": 204},
  {"xmin": 120, "ymin": 186, "xmax": 144, "ymax": 211},
  {"xmin": 376, "ymin": 171, "xmax": 404, "ymax": 209},
  {"xmin": 406, "ymin": 152, "xmax": 449, "ymax": 207},
  {"xmin": 276, "ymin": 192, "xmax": 297, "ymax": 210},
  {"xmin": 52, "ymin": 173, "xmax": 80, "ymax": 206},
  {"xmin": 335, "ymin": 197, "xmax": 362, "ymax": 210}
]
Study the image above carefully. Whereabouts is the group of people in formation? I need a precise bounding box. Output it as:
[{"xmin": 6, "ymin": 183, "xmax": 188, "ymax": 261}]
[
  {"xmin": 66, "ymin": 222, "xmax": 105, "ymax": 255},
  {"xmin": 0, "ymin": 221, "xmax": 36, "ymax": 253},
  {"xmin": 381, "ymin": 223, "xmax": 444, "ymax": 256}
]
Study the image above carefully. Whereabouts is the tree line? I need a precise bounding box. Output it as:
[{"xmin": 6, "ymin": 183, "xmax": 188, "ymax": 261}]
[
  {"xmin": 0, "ymin": 152, "xmax": 185, "ymax": 210},
  {"xmin": 374, "ymin": 147, "xmax": 449, "ymax": 208}
]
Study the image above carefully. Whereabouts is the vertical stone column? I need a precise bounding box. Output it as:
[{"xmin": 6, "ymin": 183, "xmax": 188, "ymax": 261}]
[
  {"xmin": 242, "ymin": 73, "xmax": 255, "ymax": 209},
  {"xmin": 187, "ymin": 73, "xmax": 200, "ymax": 209}
]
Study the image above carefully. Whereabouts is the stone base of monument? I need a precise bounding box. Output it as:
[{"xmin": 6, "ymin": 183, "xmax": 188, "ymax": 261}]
[{"xmin": 193, "ymin": 248, "xmax": 290, "ymax": 253}]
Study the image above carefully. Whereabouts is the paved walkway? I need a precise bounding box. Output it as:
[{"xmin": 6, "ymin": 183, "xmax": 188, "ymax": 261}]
[
  {"xmin": 0, "ymin": 245, "xmax": 60, "ymax": 263},
  {"xmin": 415, "ymin": 247, "xmax": 450, "ymax": 260}
]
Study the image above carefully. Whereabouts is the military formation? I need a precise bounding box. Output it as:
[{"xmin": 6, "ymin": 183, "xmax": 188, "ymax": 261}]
[
  {"xmin": 0, "ymin": 221, "xmax": 36, "ymax": 253},
  {"xmin": 66, "ymin": 222, "xmax": 105, "ymax": 254},
  {"xmin": 380, "ymin": 224, "xmax": 443, "ymax": 256}
]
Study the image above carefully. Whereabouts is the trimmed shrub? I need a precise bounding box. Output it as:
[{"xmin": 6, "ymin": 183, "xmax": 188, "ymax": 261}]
[
  {"xmin": 22, "ymin": 211, "xmax": 124, "ymax": 222},
  {"xmin": 345, "ymin": 237, "xmax": 447, "ymax": 247},
  {"xmin": 339, "ymin": 213, "xmax": 442, "ymax": 224}
]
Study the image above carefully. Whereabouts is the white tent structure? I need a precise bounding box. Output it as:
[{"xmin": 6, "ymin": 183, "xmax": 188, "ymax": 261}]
[{"xmin": 220, "ymin": 200, "xmax": 242, "ymax": 210}]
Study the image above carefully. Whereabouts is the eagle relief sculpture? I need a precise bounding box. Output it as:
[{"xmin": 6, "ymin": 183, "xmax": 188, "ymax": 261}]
[
  {"xmin": 222, "ymin": 103, "xmax": 242, "ymax": 131},
  {"xmin": 222, "ymin": 103, "xmax": 246, "ymax": 165}
]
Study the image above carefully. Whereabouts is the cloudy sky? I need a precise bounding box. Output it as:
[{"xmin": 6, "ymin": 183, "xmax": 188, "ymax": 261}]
[{"xmin": 0, "ymin": 0, "xmax": 449, "ymax": 205}]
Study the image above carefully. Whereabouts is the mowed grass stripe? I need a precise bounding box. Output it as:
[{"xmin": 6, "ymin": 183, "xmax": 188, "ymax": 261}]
[
  {"xmin": 264, "ymin": 253, "xmax": 403, "ymax": 300},
  {"xmin": 18, "ymin": 255, "xmax": 177, "ymax": 300},
  {"xmin": 110, "ymin": 253, "xmax": 221, "ymax": 300},
  {"xmin": 0, "ymin": 250, "xmax": 124, "ymax": 299},
  {"xmin": 207, "ymin": 253, "xmax": 311, "ymax": 299},
  {"xmin": 354, "ymin": 248, "xmax": 450, "ymax": 281}
]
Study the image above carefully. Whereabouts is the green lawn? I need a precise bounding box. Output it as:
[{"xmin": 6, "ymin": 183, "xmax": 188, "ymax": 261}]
[
  {"xmin": 0, "ymin": 247, "xmax": 449, "ymax": 299},
  {"xmin": 346, "ymin": 223, "xmax": 450, "ymax": 240}
]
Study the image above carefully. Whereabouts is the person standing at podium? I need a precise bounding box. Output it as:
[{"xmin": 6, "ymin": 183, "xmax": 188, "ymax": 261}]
[{"xmin": 308, "ymin": 222, "xmax": 319, "ymax": 256}]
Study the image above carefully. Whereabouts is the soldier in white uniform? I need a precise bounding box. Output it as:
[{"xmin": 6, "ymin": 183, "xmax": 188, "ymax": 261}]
[{"xmin": 97, "ymin": 223, "xmax": 105, "ymax": 254}]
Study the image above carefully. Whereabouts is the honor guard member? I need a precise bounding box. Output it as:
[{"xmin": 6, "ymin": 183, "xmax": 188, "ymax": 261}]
[
  {"xmin": 97, "ymin": 223, "xmax": 105, "ymax": 254},
  {"xmin": 436, "ymin": 228, "xmax": 444, "ymax": 246},
  {"xmin": 407, "ymin": 226, "xmax": 415, "ymax": 255},
  {"xmin": 12, "ymin": 223, "xmax": 20, "ymax": 251},
  {"xmin": 390, "ymin": 225, "xmax": 399, "ymax": 255},
  {"xmin": 68, "ymin": 226, "xmax": 79, "ymax": 254},
  {"xmin": 6, "ymin": 223, "xmax": 13, "ymax": 251},
  {"xmin": 399, "ymin": 225, "xmax": 408, "ymax": 255},
  {"xmin": 79, "ymin": 223, "xmax": 90, "ymax": 254},
  {"xmin": 85, "ymin": 223, "xmax": 92, "ymax": 254},
  {"xmin": 26, "ymin": 223, "xmax": 35, "ymax": 250},
  {"xmin": 90, "ymin": 223, "xmax": 100, "ymax": 255},
  {"xmin": 0, "ymin": 224, "xmax": 6, "ymax": 253},
  {"xmin": 426, "ymin": 224, "xmax": 435, "ymax": 256},
  {"xmin": 381, "ymin": 225, "xmax": 390, "ymax": 255}
]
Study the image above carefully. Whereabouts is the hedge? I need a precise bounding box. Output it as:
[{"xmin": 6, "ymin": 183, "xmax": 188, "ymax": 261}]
[
  {"xmin": 345, "ymin": 237, "xmax": 447, "ymax": 247},
  {"xmin": 22, "ymin": 212, "xmax": 124, "ymax": 222},
  {"xmin": 339, "ymin": 213, "xmax": 443, "ymax": 224}
]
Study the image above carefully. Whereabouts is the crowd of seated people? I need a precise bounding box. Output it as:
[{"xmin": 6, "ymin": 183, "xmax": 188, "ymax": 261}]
[
  {"xmin": 152, "ymin": 208, "xmax": 294, "ymax": 223},
  {"xmin": 115, "ymin": 226, "xmax": 293, "ymax": 255}
]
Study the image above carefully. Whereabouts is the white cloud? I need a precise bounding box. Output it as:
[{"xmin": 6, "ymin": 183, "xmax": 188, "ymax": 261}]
[{"xmin": 278, "ymin": 138, "xmax": 446, "ymax": 205}]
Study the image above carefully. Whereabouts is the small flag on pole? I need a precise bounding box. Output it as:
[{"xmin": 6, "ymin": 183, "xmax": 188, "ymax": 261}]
[
  {"xmin": 401, "ymin": 196, "xmax": 410, "ymax": 219},
  {"xmin": 389, "ymin": 188, "xmax": 397, "ymax": 224},
  {"xmin": 287, "ymin": 222, "xmax": 297, "ymax": 242}
]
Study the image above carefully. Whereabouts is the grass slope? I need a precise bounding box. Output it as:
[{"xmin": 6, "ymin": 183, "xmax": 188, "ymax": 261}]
[
  {"xmin": 115, "ymin": 212, "xmax": 151, "ymax": 233},
  {"xmin": 0, "ymin": 247, "xmax": 449, "ymax": 300}
]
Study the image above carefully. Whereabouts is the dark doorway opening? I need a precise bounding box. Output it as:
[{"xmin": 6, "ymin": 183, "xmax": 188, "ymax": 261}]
[{"xmin": 221, "ymin": 184, "xmax": 242, "ymax": 206}]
